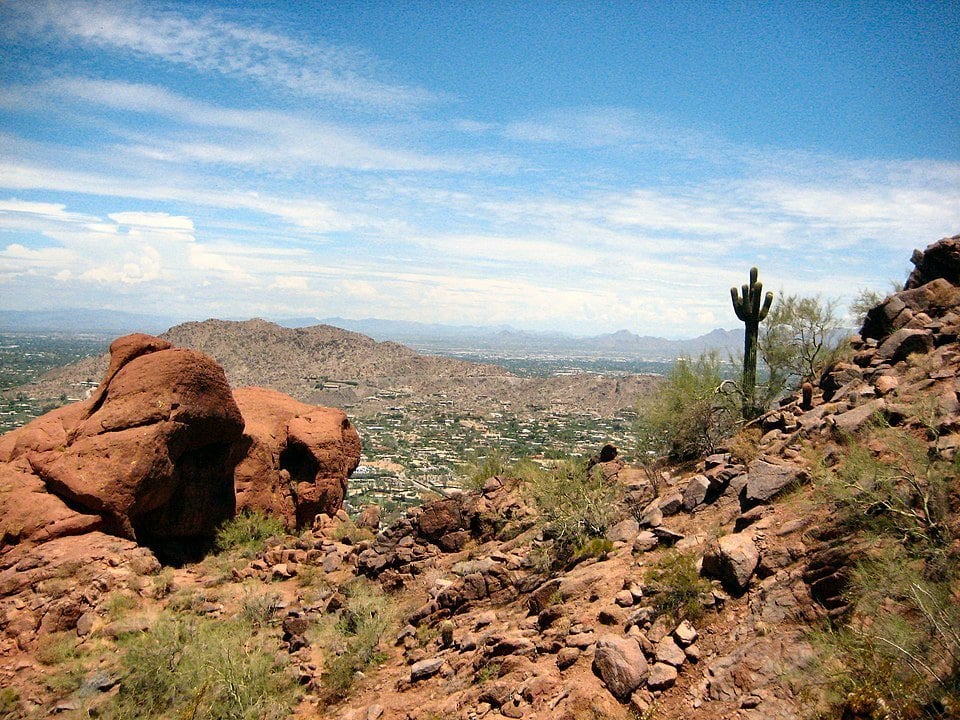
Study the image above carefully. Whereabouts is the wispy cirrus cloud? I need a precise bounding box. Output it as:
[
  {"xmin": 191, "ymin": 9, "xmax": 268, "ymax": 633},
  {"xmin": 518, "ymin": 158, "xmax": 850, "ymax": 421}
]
[{"xmin": 3, "ymin": 0, "xmax": 438, "ymax": 109}]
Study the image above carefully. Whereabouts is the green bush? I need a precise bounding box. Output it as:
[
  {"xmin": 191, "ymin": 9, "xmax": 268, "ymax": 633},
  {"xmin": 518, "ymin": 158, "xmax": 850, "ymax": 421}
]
[
  {"xmin": 104, "ymin": 615, "xmax": 298, "ymax": 720},
  {"xmin": 317, "ymin": 578, "xmax": 393, "ymax": 700},
  {"xmin": 818, "ymin": 427, "xmax": 955, "ymax": 552},
  {"xmin": 459, "ymin": 450, "xmax": 543, "ymax": 490},
  {"xmin": 214, "ymin": 510, "xmax": 286, "ymax": 557},
  {"xmin": 810, "ymin": 549, "xmax": 960, "ymax": 719},
  {"xmin": 239, "ymin": 588, "xmax": 282, "ymax": 628},
  {"xmin": 636, "ymin": 353, "xmax": 737, "ymax": 461},
  {"xmin": 525, "ymin": 459, "xmax": 620, "ymax": 568},
  {"xmin": 809, "ymin": 425, "xmax": 960, "ymax": 718},
  {"xmin": 759, "ymin": 292, "xmax": 845, "ymax": 400},
  {"xmin": 0, "ymin": 688, "xmax": 19, "ymax": 719},
  {"xmin": 644, "ymin": 550, "xmax": 711, "ymax": 622}
]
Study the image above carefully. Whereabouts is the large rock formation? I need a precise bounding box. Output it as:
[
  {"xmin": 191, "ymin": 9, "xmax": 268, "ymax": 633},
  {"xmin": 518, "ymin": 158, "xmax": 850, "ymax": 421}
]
[
  {"xmin": 231, "ymin": 387, "xmax": 361, "ymax": 528},
  {"xmin": 0, "ymin": 333, "xmax": 361, "ymax": 563}
]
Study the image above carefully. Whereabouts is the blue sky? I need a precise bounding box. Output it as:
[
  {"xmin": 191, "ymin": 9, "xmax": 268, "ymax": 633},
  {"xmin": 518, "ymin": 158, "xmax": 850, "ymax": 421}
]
[{"xmin": 1, "ymin": 0, "xmax": 958, "ymax": 337}]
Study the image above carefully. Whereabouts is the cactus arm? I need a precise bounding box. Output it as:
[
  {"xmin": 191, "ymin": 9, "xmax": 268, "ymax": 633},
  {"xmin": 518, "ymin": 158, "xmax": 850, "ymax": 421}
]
[
  {"xmin": 759, "ymin": 291, "xmax": 773, "ymax": 321},
  {"xmin": 730, "ymin": 287, "xmax": 746, "ymax": 320}
]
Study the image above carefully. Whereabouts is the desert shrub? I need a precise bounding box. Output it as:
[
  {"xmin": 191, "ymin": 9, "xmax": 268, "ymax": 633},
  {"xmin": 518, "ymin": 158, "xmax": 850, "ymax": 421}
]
[
  {"xmin": 759, "ymin": 292, "xmax": 845, "ymax": 398},
  {"xmin": 214, "ymin": 510, "xmax": 285, "ymax": 557},
  {"xmin": 644, "ymin": 550, "xmax": 711, "ymax": 622},
  {"xmin": 0, "ymin": 688, "xmax": 19, "ymax": 719},
  {"xmin": 240, "ymin": 588, "xmax": 282, "ymax": 628},
  {"xmin": 525, "ymin": 459, "xmax": 620, "ymax": 568},
  {"xmin": 474, "ymin": 661, "xmax": 501, "ymax": 684},
  {"xmin": 572, "ymin": 537, "xmax": 614, "ymax": 563},
  {"xmin": 460, "ymin": 450, "xmax": 543, "ymax": 490},
  {"xmin": 810, "ymin": 549, "xmax": 960, "ymax": 719},
  {"xmin": 331, "ymin": 518, "xmax": 375, "ymax": 545},
  {"xmin": 727, "ymin": 426, "xmax": 762, "ymax": 466},
  {"xmin": 104, "ymin": 614, "xmax": 298, "ymax": 720},
  {"xmin": 103, "ymin": 591, "xmax": 139, "ymax": 620},
  {"xmin": 35, "ymin": 632, "xmax": 79, "ymax": 666},
  {"xmin": 461, "ymin": 449, "xmax": 510, "ymax": 489},
  {"xmin": 809, "ymin": 424, "xmax": 960, "ymax": 718},
  {"xmin": 151, "ymin": 568, "xmax": 175, "ymax": 599},
  {"xmin": 316, "ymin": 578, "xmax": 393, "ymax": 700},
  {"xmin": 636, "ymin": 353, "xmax": 737, "ymax": 461},
  {"xmin": 817, "ymin": 427, "xmax": 955, "ymax": 552}
]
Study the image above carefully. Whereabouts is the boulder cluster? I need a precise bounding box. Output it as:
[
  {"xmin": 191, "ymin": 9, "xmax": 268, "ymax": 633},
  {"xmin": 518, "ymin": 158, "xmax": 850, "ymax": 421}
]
[{"xmin": 0, "ymin": 333, "xmax": 360, "ymax": 653}]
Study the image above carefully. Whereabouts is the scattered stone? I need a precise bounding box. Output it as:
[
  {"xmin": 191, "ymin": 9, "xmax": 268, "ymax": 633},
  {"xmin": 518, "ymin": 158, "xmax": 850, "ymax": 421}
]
[
  {"xmin": 877, "ymin": 328, "xmax": 934, "ymax": 363},
  {"xmin": 702, "ymin": 533, "xmax": 760, "ymax": 595},
  {"xmin": 606, "ymin": 517, "xmax": 640, "ymax": 543},
  {"xmin": 650, "ymin": 526, "xmax": 684, "ymax": 545},
  {"xmin": 673, "ymin": 620, "xmax": 698, "ymax": 647},
  {"xmin": 831, "ymin": 398, "xmax": 887, "ymax": 435},
  {"xmin": 734, "ymin": 506, "xmax": 766, "ymax": 532},
  {"xmin": 633, "ymin": 531, "xmax": 658, "ymax": 553},
  {"xmin": 593, "ymin": 635, "xmax": 649, "ymax": 700},
  {"xmin": 657, "ymin": 493, "xmax": 684, "ymax": 516},
  {"xmin": 655, "ymin": 637, "xmax": 686, "ymax": 667},
  {"xmin": 410, "ymin": 657, "xmax": 443, "ymax": 682},
  {"xmin": 647, "ymin": 662, "xmax": 678, "ymax": 691},
  {"xmin": 682, "ymin": 475, "xmax": 710, "ymax": 511},
  {"xmin": 741, "ymin": 460, "xmax": 807, "ymax": 509},
  {"xmin": 557, "ymin": 647, "xmax": 581, "ymax": 669}
]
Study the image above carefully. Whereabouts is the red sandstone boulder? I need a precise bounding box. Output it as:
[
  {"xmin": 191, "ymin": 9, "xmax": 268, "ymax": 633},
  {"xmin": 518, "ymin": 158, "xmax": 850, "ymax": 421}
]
[
  {"xmin": 0, "ymin": 334, "xmax": 244, "ymax": 558},
  {"xmin": 0, "ymin": 333, "xmax": 362, "ymax": 562},
  {"xmin": 232, "ymin": 387, "xmax": 361, "ymax": 528}
]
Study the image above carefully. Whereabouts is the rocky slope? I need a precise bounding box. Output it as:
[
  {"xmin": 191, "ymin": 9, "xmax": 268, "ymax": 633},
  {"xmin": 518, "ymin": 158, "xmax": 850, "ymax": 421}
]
[{"xmin": 0, "ymin": 235, "xmax": 957, "ymax": 720}]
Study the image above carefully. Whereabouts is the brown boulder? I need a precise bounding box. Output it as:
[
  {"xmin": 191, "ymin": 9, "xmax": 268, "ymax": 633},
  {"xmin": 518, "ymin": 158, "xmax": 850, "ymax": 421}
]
[
  {"xmin": 1, "ymin": 335, "xmax": 244, "ymax": 559},
  {"xmin": 26, "ymin": 345, "xmax": 244, "ymax": 548},
  {"xmin": 905, "ymin": 235, "xmax": 960, "ymax": 289},
  {"xmin": 231, "ymin": 387, "xmax": 361, "ymax": 528}
]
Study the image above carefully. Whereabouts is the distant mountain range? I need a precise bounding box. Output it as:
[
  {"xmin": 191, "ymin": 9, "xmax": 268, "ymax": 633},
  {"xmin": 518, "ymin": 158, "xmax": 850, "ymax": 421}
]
[
  {"xmin": 290, "ymin": 317, "xmax": 744, "ymax": 360},
  {"xmin": 0, "ymin": 309, "xmax": 180, "ymax": 335},
  {"xmin": 0, "ymin": 309, "xmax": 743, "ymax": 360}
]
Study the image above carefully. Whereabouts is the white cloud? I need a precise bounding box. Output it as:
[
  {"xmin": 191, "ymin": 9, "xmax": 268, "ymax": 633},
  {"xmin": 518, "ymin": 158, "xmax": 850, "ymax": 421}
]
[
  {"xmin": 108, "ymin": 211, "xmax": 194, "ymax": 232},
  {"xmin": 7, "ymin": 0, "xmax": 437, "ymax": 108},
  {"xmin": 271, "ymin": 276, "xmax": 309, "ymax": 291}
]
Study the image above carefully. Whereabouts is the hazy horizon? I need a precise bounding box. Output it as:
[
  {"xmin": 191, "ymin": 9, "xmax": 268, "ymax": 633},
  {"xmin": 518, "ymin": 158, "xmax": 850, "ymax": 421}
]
[{"xmin": 1, "ymin": 1, "xmax": 958, "ymax": 336}]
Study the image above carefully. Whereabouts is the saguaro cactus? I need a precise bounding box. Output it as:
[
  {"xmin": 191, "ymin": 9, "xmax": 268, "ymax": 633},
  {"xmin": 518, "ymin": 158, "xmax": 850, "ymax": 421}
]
[{"xmin": 730, "ymin": 267, "xmax": 774, "ymax": 416}]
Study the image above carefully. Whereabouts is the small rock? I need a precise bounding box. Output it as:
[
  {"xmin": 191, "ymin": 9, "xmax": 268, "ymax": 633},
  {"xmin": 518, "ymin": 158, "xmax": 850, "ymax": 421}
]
[
  {"xmin": 614, "ymin": 590, "xmax": 635, "ymax": 607},
  {"xmin": 592, "ymin": 635, "xmax": 649, "ymax": 700},
  {"xmin": 673, "ymin": 620, "xmax": 698, "ymax": 646},
  {"xmin": 657, "ymin": 493, "xmax": 684, "ymax": 516},
  {"xmin": 655, "ymin": 637, "xmax": 686, "ymax": 667},
  {"xmin": 607, "ymin": 517, "xmax": 640, "ymax": 543},
  {"xmin": 557, "ymin": 647, "xmax": 580, "ymax": 669},
  {"xmin": 633, "ymin": 531, "xmax": 658, "ymax": 553},
  {"xmin": 741, "ymin": 459, "xmax": 807, "ymax": 509},
  {"xmin": 410, "ymin": 657, "xmax": 443, "ymax": 682},
  {"xmin": 76, "ymin": 612, "xmax": 95, "ymax": 638},
  {"xmin": 701, "ymin": 533, "xmax": 760, "ymax": 595},
  {"xmin": 682, "ymin": 475, "xmax": 710, "ymax": 511},
  {"xmin": 647, "ymin": 662, "xmax": 678, "ymax": 691}
]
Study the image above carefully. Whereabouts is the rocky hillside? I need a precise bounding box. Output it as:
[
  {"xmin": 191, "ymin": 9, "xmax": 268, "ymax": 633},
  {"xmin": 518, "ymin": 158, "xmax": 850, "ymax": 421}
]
[
  {"xmin": 0, "ymin": 235, "xmax": 957, "ymax": 720},
  {"xmin": 12, "ymin": 319, "xmax": 658, "ymax": 418}
]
